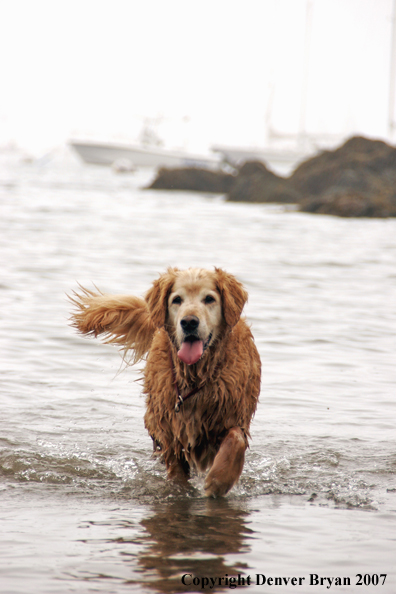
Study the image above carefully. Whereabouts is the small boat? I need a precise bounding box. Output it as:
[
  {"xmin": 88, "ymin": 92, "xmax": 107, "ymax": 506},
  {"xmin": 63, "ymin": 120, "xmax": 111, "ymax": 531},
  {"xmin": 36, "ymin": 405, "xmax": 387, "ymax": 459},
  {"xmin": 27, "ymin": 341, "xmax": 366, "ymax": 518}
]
[
  {"xmin": 69, "ymin": 139, "xmax": 220, "ymax": 170},
  {"xmin": 211, "ymin": 144, "xmax": 311, "ymax": 174}
]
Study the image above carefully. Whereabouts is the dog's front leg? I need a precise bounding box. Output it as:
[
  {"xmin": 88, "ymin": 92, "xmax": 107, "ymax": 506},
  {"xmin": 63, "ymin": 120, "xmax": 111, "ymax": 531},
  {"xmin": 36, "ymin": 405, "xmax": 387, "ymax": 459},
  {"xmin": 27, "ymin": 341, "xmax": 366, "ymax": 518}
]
[
  {"xmin": 204, "ymin": 427, "xmax": 247, "ymax": 497},
  {"xmin": 166, "ymin": 452, "xmax": 190, "ymax": 484}
]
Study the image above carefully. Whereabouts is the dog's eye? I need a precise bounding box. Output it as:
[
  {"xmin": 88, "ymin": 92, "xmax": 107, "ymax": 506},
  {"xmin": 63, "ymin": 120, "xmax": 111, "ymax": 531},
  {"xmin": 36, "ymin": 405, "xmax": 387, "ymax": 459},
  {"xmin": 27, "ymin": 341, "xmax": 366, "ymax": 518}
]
[
  {"xmin": 204, "ymin": 295, "xmax": 216, "ymax": 304},
  {"xmin": 172, "ymin": 296, "xmax": 182, "ymax": 305}
]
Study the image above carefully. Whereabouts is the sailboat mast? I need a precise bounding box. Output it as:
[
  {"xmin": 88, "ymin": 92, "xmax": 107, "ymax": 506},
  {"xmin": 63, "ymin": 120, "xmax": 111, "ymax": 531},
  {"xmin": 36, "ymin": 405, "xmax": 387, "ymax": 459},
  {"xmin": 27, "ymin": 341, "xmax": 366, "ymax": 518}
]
[
  {"xmin": 298, "ymin": 0, "xmax": 313, "ymax": 150},
  {"xmin": 389, "ymin": 0, "xmax": 396, "ymax": 140}
]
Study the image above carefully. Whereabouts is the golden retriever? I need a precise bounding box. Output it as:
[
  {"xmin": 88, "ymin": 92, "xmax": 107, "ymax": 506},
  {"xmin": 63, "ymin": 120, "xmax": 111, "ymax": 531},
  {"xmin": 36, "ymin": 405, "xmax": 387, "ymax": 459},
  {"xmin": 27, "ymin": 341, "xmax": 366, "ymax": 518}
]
[{"xmin": 69, "ymin": 268, "xmax": 261, "ymax": 497}]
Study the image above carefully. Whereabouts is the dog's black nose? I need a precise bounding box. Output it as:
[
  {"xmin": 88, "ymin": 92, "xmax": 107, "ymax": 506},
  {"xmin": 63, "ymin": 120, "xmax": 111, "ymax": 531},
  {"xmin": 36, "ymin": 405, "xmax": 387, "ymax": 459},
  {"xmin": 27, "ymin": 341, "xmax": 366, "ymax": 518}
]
[{"xmin": 180, "ymin": 315, "xmax": 199, "ymax": 334}]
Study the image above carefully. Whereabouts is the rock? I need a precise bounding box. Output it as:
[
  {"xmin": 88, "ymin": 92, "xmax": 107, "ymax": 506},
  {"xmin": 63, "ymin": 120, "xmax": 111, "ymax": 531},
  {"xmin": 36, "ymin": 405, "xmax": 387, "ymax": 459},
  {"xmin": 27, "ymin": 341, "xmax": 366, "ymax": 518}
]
[
  {"xmin": 147, "ymin": 167, "xmax": 235, "ymax": 193},
  {"xmin": 300, "ymin": 189, "xmax": 396, "ymax": 217},
  {"xmin": 294, "ymin": 136, "xmax": 396, "ymax": 217},
  {"xmin": 291, "ymin": 136, "xmax": 396, "ymax": 196},
  {"xmin": 237, "ymin": 161, "xmax": 274, "ymax": 177},
  {"xmin": 227, "ymin": 161, "xmax": 302, "ymax": 204}
]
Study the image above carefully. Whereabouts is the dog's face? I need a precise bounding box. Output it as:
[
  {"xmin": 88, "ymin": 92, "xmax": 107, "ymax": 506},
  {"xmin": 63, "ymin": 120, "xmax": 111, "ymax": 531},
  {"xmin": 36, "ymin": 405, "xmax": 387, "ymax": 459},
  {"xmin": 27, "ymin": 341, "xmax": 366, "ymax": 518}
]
[
  {"xmin": 167, "ymin": 269, "xmax": 223, "ymax": 365},
  {"xmin": 145, "ymin": 267, "xmax": 248, "ymax": 366}
]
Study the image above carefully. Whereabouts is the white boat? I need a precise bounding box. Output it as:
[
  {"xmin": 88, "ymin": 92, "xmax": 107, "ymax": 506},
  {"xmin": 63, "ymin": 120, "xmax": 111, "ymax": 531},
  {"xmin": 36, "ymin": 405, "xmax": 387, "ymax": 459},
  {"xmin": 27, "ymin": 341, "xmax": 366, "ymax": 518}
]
[
  {"xmin": 211, "ymin": 144, "xmax": 311, "ymax": 174},
  {"xmin": 69, "ymin": 139, "xmax": 220, "ymax": 170}
]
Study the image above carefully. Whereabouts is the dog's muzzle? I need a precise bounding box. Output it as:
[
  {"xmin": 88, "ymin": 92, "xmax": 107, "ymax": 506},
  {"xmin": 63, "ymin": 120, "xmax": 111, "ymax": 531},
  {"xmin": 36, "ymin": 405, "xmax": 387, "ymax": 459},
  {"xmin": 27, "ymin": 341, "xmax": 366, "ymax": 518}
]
[{"xmin": 177, "ymin": 316, "xmax": 213, "ymax": 365}]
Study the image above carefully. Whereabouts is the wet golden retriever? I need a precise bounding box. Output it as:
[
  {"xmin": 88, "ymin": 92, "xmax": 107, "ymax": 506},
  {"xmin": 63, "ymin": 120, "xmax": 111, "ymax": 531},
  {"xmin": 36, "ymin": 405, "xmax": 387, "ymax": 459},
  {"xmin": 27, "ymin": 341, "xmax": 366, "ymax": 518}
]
[{"xmin": 70, "ymin": 268, "xmax": 261, "ymax": 497}]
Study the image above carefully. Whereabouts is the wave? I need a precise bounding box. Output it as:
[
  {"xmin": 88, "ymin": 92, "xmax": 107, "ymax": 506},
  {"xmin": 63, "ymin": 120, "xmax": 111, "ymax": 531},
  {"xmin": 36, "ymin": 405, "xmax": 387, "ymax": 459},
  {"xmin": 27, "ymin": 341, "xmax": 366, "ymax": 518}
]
[{"xmin": 1, "ymin": 442, "xmax": 392, "ymax": 510}]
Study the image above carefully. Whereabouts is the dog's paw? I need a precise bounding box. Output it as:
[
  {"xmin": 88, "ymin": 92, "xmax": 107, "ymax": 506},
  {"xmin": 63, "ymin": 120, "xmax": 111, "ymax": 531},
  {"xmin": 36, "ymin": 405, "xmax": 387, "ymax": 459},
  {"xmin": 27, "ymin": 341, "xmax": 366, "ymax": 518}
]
[{"xmin": 204, "ymin": 473, "xmax": 233, "ymax": 498}]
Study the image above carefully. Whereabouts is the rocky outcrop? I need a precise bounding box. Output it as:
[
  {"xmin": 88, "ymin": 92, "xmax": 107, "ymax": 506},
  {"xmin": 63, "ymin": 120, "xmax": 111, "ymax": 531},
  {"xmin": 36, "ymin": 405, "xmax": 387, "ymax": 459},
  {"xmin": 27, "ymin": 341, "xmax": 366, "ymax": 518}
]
[
  {"xmin": 226, "ymin": 161, "xmax": 301, "ymax": 204},
  {"xmin": 147, "ymin": 167, "xmax": 234, "ymax": 193},
  {"xmin": 293, "ymin": 136, "xmax": 396, "ymax": 217},
  {"xmin": 146, "ymin": 137, "xmax": 396, "ymax": 217},
  {"xmin": 227, "ymin": 137, "xmax": 396, "ymax": 217}
]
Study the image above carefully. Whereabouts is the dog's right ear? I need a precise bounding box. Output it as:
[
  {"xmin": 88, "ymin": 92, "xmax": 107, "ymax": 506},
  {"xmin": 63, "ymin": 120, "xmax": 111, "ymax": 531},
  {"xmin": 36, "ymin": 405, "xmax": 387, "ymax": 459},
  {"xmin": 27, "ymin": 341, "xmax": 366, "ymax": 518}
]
[{"xmin": 145, "ymin": 268, "xmax": 178, "ymax": 328}]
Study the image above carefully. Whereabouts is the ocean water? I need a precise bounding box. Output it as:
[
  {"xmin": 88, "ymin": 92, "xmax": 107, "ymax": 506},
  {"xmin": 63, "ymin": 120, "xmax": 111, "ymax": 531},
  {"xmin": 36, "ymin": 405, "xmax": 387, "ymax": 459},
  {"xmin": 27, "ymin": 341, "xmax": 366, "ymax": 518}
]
[{"xmin": 0, "ymin": 148, "xmax": 395, "ymax": 593}]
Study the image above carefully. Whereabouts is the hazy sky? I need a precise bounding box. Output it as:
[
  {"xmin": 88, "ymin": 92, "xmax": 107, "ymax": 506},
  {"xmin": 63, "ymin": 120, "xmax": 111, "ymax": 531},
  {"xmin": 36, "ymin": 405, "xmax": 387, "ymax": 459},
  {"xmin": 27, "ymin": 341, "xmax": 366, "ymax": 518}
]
[{"xmin": 0, "ymin": 0, "xmax": 394, "ymax": 154}]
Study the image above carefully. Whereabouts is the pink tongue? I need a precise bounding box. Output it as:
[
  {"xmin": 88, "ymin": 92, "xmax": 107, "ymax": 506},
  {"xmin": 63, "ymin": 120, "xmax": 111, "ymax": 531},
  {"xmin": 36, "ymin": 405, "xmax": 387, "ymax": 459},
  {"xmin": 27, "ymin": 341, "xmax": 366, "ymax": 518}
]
[{"xmin": 177, "ymin": 340, "xmax": 204, "ymax": 365}]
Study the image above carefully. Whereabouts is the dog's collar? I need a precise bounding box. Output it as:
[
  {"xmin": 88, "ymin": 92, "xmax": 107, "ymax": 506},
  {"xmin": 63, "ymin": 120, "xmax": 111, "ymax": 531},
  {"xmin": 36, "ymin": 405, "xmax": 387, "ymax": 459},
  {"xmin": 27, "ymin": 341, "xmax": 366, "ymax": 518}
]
[{"xmin": 174, "ymin": 385, "xmax": 202, "ymax": 413}]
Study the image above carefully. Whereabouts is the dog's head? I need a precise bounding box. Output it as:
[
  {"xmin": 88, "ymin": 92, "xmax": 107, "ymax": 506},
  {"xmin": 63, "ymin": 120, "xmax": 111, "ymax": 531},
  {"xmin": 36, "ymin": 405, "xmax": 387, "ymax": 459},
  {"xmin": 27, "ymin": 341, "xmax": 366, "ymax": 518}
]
[{"xmin": 145, "ymin": 267, "xmax": 248, "ymax": 365}]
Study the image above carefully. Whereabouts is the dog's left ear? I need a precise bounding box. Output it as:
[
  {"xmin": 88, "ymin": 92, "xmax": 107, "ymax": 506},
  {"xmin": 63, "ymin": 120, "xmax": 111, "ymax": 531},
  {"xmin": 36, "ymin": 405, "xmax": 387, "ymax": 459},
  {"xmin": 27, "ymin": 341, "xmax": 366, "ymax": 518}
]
[
  {"xmin": 215, "ymin": 268, "xmax": 248, "ymax": 328},
  {"xmin": 145, "ymin": 268, "xmax": 178, "ymax": 328}
]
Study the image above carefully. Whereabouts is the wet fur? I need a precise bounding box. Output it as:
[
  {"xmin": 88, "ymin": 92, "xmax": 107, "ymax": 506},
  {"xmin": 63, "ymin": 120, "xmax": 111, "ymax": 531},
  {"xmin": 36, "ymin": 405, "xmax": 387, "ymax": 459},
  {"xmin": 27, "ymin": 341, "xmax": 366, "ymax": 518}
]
[{"xmin": 70, "ymin": 268, "xmax": 261, "ymax": 497}]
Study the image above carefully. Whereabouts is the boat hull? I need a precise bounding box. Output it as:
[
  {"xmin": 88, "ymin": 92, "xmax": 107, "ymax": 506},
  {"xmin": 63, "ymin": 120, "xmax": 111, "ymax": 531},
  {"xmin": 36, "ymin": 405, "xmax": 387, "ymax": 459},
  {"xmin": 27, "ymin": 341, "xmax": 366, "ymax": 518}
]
[{"xmin": 69, "ymin": 140, "xmax": 219, "ymax": 169}]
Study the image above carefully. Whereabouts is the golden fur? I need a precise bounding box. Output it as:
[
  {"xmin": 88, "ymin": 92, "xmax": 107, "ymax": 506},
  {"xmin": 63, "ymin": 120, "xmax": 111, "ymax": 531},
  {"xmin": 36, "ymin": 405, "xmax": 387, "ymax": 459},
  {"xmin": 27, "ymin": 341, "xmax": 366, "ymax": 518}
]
[{"xmin": 70, "ymin": 267, "xmax": 261, "ymax": 497}]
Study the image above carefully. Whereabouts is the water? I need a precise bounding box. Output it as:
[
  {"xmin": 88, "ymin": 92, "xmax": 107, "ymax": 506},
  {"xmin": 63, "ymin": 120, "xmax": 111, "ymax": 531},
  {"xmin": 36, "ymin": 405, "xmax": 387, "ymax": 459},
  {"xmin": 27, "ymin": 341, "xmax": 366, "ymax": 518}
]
[{"xmin": 1, "ymin": 148, "xmax": 395, "ymax": 593}]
